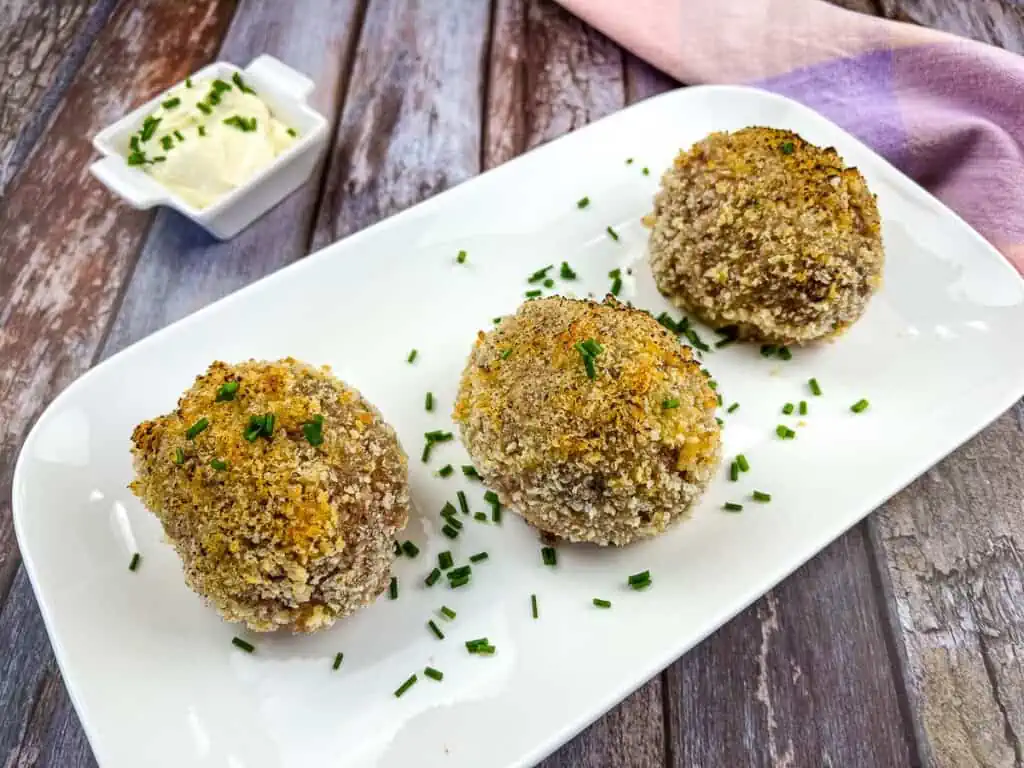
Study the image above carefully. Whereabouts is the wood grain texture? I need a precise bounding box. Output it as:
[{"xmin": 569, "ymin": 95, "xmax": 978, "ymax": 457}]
[
  {"xmin": 869, "ymin": 400, "xmax": 1024, "ymax": 768},
  {"xmin": 0, "ymin": 0, "xmax": 117, "ymax": 193},
  {"xmin": 665, "ymin": 531, "xmax": 915, "ymax": 767},
  {"xmin": 0, "ymin": 2, "xmax": 367, "ymax": 766},
  {"xmin": 0, "ymin": 0, "xmax": 236, "ymax": 607},
  {"xmin": 311, "ymin": 0, "xmax": 492, "ymax": 249},
  {"xmin": 486, "ymin": 5, "xmax": 665, "ymax": 766},
  {"xmin": 878, "ymin": 0, "xmax": 1024, "ymax": 53}
]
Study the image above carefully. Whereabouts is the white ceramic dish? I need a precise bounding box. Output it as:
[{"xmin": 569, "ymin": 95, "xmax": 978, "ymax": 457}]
[
  {"xmin": 90, "ymin": 55, "xmax": 328, "ymax": 239},
  {"xmin": 16, "ymin": 86, "xmax": 1024, "ymax": 768}
]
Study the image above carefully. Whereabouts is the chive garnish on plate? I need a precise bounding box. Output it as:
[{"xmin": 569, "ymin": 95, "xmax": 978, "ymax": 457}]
[
  {"xmin": 809, "ymin": 378, "xmax": 823, "ymax": 396},
  {"xmin": 232, "ymin": 637, "xmax": 255, "ymax": 653},
  {"xmin": 560, "ymin": 262, "xmax": 577, "ymax": 279},
  {"xmin": 428, "ymin": 619, "xmax": 444, "ymax": 639},
  {"xmin": 210, "ymin": 458, "xmax": 228, "ymax": 471},
  {"xmin": 174, "ymin": 447, "xmax": 185, "ymax": 465},
  {"xmin": 424, "ymin": 666, "xmax": 443, "ymax": 681},
  {"xmin": 663, "ymin": 398, "xmax": 680, "ymax": 409},
  {"xmin": 752, "ymin": 490, "xmax": 772, "ymax": 502},
  {"xmin": 799, "ymin": 400, "xmax": 808, "ymax": 415},
  {"xmin": 216, "ymin": 380, "xmax": 239, "ymax": 401},
  {"xmin": 441, "ymin": 501, "xmax": 457, "ymax": 517},
  {"xmin": 577, "ymin": 196, "xmax": 590, "ymax": 209},
  {"xmin": 474, "ymin": 512, "xmax": 488, "ymax": 522},
  {"xmin": 525, "ymin": 289, "xmax": 542, "ymax": 298},
  {"xmin": 727, "ymin": 403, "xmax": 739, "ymax": 413},
  {"xmin": 851, "ymin": 399, "xmax": 870, "ymax": 413},
  {"xmin": 401, "ymin": 541, "xmax": 420, "ymax": 558},
  {"xmin": 723, "ymin": 502, "xmax": 744, "ymax": 512},
  {"xmin": 531, "ymin": 593, "xmax": 539, "ymax": 619},
  {"xmin": 128, "ymin": 553, "xmax": 141, "ymax": 571},
  {"xmin": 438, "ymin": 551, "xmax": 454, "ymax": 570},
  {"xmin": 438, "ymin": 464, "xmax": 453, "ymax": 478},
  {"xmin": 470, "ymin": 552, "xmax": 488, "ymax": 563},
  {"xmin": 407, "ymin": 348, "xmax": 418, "ymax": 363},
  {"xmin": 425, "ymin": 568, "xmax": 442, "ymax": 587},
  {"xmin": 606, "ymin": 226, "xmax": 620, "ymax": 242},
  {"xmin": 332, "ymin": 652, "xmax": 344, "ymax": 670},
  {"xmin": 541, "ymin": 547, "xmax": 557, "ymax": 566},
  {"xmin": 425, "ymin": 392, "xmax": 434, "ymax": 411},
  {"xmin": 301, "ymin": 414, "xmax": 323, "ymax": 446},
  {"xmin": 642, "ymin": 167, "xmax": 650, "ymax": 175},
  {"xmin": 442, "ymin": 524, "xmax": 459, "ymax": 539},
  {"xmin": 456, "ymin": 250, "xmax": 467, "ymax": 264},
  {"xmin": 736, "ymin": 454, "xmax": 750, "ymax": 472},
  {"xmin": 394, "ymin": 674, "xmax": 417, "ymax": 698},
  {"xmin": 729, "ymin": 461, "xmax": 739, "ymax": 481},
  {"xmin": 527, "ymin": 265, "xmax": 554, "ymax": 283},
  {"xmin": 462, "ymin": 465, "xmax": 480, "ymax": 479},
  {"xmin": 457, "ymin": 490, "xmax": 469, "ymax": 515},
  {"xmin": 389, "ymin": 576, "xmax": 398, "ymax": 599},
  {"xmin": 593, "ymin": 598, "xmax": 612, "ymax": 608},
  {"xmin": 782, "ymin": 403, "xmax": 794, "ymax": 415},
  {"xmin": 776, "ymin": 425, "xmax": 796, "ymax": 439},
  {"xmin": 440, "ymin": 605, "xmax": 456, "ymax": 620}
]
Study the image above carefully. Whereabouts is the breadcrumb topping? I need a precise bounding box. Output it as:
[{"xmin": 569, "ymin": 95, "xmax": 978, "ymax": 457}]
[
  {"xmin": 647, "ymin": 127, "xmax": 884, "ymax": 343},
  {"xmin": 453, "ymin": 297, "xmax": 720, "ymax": 545},
  {"xmin": 130, "ymin": 358, "xmax": 409, "ymax": 632}
]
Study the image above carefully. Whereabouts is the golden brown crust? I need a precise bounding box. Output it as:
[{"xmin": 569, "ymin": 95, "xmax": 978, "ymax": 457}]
[
  {"xmin": 129, "ymin": 358, "xmax": 409, "ymax": 632},
  {"xmin": 453, "ymin": 297, "xmax": 720, "ymax": 545},
  {"xmin": 647, "ymin": 127, "xmax": 884, "ymax": 344}
]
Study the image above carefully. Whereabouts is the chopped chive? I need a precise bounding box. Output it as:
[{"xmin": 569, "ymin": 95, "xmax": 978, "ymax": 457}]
[
  {"xmin": 776, "ymin": 425, "xmax": 796, "ymax": 439},
  {"xmin": 628, "ymin": 570, "xmax": 650, "ymax": 586},
  {"xmin": 729, "ymin": 461, "xmax": 739, "ymax": 481},
  {"xmin": 525, "ymin": 289, "xmax": 542, "ymax": 298},
  {"xmin": 716, "ymin": 394, "xmax": 723, "ymax": 407},
  {"xmin": 425, "ymin": 430, "xmax": 453, "ymax": 442},
  {"xmin": 425, "ymin": 392, "xmax": 434, "ymax": 411},
  {"xmin": 493, "ymin": 317, "xmax": 502, "ymax": 324},
  {"xmin": 232, "ymin": 637, "xmax": 255, "ymax": 653},
  {"xmin": 197, "ymin": 125, "xmax": 207, "ymax": 137},
  {"xmin": 851, "ymin": 399, "xmax": 870, "ymax": 413},
  {"xmin": 428, "ymin": 619, "xmax": 444, "ymax": 639},
  {"xmin": 128, "ymin": 553, "xmax": 141, "ymax": 571},
  {"xmin": 438, "ymin": 551, "xmax": 454, "ymax": 570},
  {"xmin": 231, "ymin": 71, "xmax": 255, "ymax": 94},
  {"xmin": 442, "ymin": 524, "xmax": 459, "ymax": 539},
  {"xmin": 723, "ymin": 502, "xmax": 744, "ymax": 512},
  {"xmin": 139, "ymin": 115, "xmax": 161, "ymax": 142},
  {"xmin": 444, "ymin": 516, "xmax": 463, "ymax": 530},
  {"xmin": 727, "ymin": 403, "xmax": 739, "ymax": 413},
  {"xmin": 440, "ymin": 605, "xmax": 456, "ymax": 620},
  {"xmin": 809, "ymin": 378, "xmax": 823, "ymax": 396},
  {"xmin": 752, "ymin": 490, "xmax": 772, "ymax": 502},
  {"xmin": 560, "ymin": 262, "xmax": 577, "ymax": 280},
  {"xmin": 500, "ymin": 348, "xmax": 513, "ymax": 360},
  {"xmin": 626, "ymin": 157, "xmax": 634, "ymax": 164},
  {"xmin": 424, "ymin": 666, "xmax": 443, "ymax": 681},
  {"xmin": 287, "ymin": 127, "xmax": 297, "ymax": 137},
  {"xmin": 465, "ymin": 638, "xmax": 489, "ymax": 652},
  {"xmin": 449, "ymin": 574, "xmax": 471, "ymax": 588},
  {"xmin": 662, "ymin": 398, "xmax": 680, "ymax": 409},
  {"xmin": 469, "ymin": 552, "xmax": 489, "ymax": 563},
  {"xmin": 185, "ymin": 417, "xmax": 209, "ymax": 440},
  {"xmin": 642, "ymin": 167, "xmax": 650, "ymax": 175},
  {"xmin": 576, "ymin": 196, "xmax": 590, "ymax": 209},
  {"xmin": 716, "ymin": 417, "xmax": 724, "ymax": 426},
  {"xmin": 407, "ymin": 349, "xmax": 418, "ymax": 363},
  {"xmin": 484, "ymin": 490, "xmax": 499, "ymax": 505},
  {"xmin": 476, "ymin": 644, "xmax": 496, "ymax": 655},
  {"xmin": 425, "ymin": 568, "xmax": 442, "ymax": 587},
  {"xmin": 456, "ymin": 250, "xmax": 467, "ymax": 264},
  {"xmin": 736, "ymin": 454, "xmax": 750, "ymax": 472},
  {"xmin": 301, "ymin": 414, "xmax": 323, "ymax": 446},
  {"xmin": 462, "ymin": 465, "xmax": 480, "ymax": 480},
  {"xmin": 438, "ymin": 464, "xmax": 454, "ymax": 478},
  {"xmin": 541, "ymin": 547, "xmax": 557, "ymax": 566},
  {"xmin": 778, "ymin": 346, "xmax": 792, "ymax": 361},
  {"xmin": 543, "ymin": 278, "xmax": 554, "ymax": 288},
  {"xmin": 781, "ymin": 141, "xmax": 795, "ymax": 154},
  {"xmin": 782, "ymin": 403, "xmax": 795, "ymax": 415},
  {"xmin": 473, "ymin": 512, "xmax": 487, "ymax": 522},
  {"xmin": 174, "ymin": 447, "xmax": 185, "ymax": 465},
  {"xmin": 457, "ymin": 490, "xmax": 469, "ymax": 516},
  {"xmin": 606, "ymin": 226, "xmax": 620, "ymax": 241},
  {"xmin": 389, "ymin": 576, "xmax": 398, "ymax": 599},
  {"xmin": 216, "ymin": 380, "xmax": 239, "ymax": 401},
  {"xmin": 160, "ymin": 134, "xmax": 174, "ymax": 151},
  {"xmin": 593, "ymin": 598, "xmax": 612, "ymax": 608},
  {"xmin": 210, "ymin": 458, "xmax": 228, "ymax": 471},
  {"xmin": 760, "ymin": 344, "xmax": 777, "ymax": 357},
  {"xmin": 708, "ymin": 380, "xmax": 718, "ymax": 390},
  {"xmin": 448, "ymin": 565, "xmax": 472, "ymax": 581},
  {"xmin": 610, "ymin": 276, "xmax": 623, "ymax": 295},
  {"xmin": 185, "ymin": 78, "xmax": 193, "ymax": 88},
  {"xmin": 799, "ymin": 400, "xmax": 808, "ymax": 415},
  {"xmin": 683, "ymin": 327, "xmax": 710, "ymax": 352},
  {"xmin": 332, "ymin": 652, "xmax": 344, "ymax": 670},
  {"xmin": 527, "ymin": 265, "xmax": 554, "ymax": 283},
  {"xmin": 196, "ymin": 102, "xmax": 212, "ymax": 115},
  {"xmin": 394, "ymin": 674, "xmax": 417, "ymax": 698},
  {"xmin": 491, "ymin": 504, "xmax": 502, "ymax": 523},
  {"xmin": 531, "ymin": 593, "xmax": 539, "ymax": 619},
  {"xmin": 441, "ymin": 501, "xmax": 457, "ymax": 517},
  {"xmin": 420, "ymin": 443, "xmax": 432, "ymax": 463},
  {"xmin": 402, "ymin": 541, "xmax": 420, "ymax": 558}
]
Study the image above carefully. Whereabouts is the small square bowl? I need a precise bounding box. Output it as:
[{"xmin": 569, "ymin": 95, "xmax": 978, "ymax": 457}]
[{"xmin": 90, "ymin": 55, "xmax": 328, "ymax": 240}]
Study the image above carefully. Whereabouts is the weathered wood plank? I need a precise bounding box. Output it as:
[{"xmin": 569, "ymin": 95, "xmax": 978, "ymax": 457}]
[
  {"xmin": 1, "ymin": 2, "xmax": 368, "ymax": 765},
  {"xmin": 664, "ymin": 530, "xmax": 915, "ymax": 767},
  {"xmin": 0, "ymin": 0, "xmax": 236, "ymax": 605},
  {"xmin": 486, "ymin": 4, "xmax": 666, "ymax": 766},
  {"xmin": 0, "ymin": 0, "xmax": 117, "ymax": 193},
  {"xmin": 878, "ymin": 0, "xmax": 1024, "ymax": 53},
  {"xmin": 868, "ymin": 400, "xmax": 1024, "ymax": 768},
  {"xmin": 311, "ymin": 0, "xmax": 492, "ymax": 249}
]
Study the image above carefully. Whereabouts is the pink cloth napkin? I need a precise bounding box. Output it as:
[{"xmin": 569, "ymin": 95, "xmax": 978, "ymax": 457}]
[{"xmin": 556, "ymin": 0, "xmax": 1024, "ymax": 274}]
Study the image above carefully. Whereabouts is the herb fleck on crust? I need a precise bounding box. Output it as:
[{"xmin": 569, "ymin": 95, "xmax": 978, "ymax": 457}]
[
  {"xmin": 453, "ymin": 297, "xmax": 720, "ymax": 546},
  {"xmin": 130, "ymin": 358, "xmax": 409, "ymax": 633},
  {"xmin": 647, "ymin": 127, "xmax": 884, "ymax": 344}
]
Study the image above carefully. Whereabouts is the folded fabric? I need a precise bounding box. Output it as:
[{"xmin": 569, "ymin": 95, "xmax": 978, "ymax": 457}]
[{"xmin": 555, "ymin": 0, "xmax": 1024, "ymax": 274}]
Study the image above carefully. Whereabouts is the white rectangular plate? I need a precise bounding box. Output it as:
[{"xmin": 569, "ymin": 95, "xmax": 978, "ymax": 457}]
[{"xmin": 14, "ymin": 86, "xmax": 1024, "ymax": 768}]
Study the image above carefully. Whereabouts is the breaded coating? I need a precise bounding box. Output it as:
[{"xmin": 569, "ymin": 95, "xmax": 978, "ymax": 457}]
[
  {"xmin": 130, "ymin": 358, "xmax": 409, "ymax": 632},
  {"xmin": 453, "ymin": 297, "xmax": 720, "ymax": 546},
  {"xmin": 647, "ymin": 127, "xmax": 884, "ymax": 343}
]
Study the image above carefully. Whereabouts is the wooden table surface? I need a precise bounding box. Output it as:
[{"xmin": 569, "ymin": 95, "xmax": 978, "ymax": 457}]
[{"xmin": 1, "ymin": 1, "xmax": 1022, "ymax": 766}]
